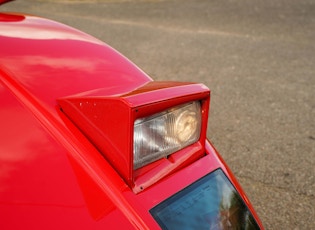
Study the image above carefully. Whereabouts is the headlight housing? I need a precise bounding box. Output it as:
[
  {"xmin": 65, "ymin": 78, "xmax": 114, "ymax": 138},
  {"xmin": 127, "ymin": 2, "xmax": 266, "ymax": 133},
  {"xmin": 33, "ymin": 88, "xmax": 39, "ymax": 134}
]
[
  {"xmin": 134, "ymin": 101, "xmax": 201, "ymax": 169},
  {"xmin": 58, "ymin": 81, "xmax": 210, "ymax": 192}
]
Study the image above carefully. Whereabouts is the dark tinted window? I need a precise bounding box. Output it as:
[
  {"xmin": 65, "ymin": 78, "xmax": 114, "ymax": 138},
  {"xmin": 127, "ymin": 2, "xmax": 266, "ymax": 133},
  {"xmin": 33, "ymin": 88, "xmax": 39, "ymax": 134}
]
[{"xmin": 150, "ymin": 169, "xmax": 260, "ymax": 230}]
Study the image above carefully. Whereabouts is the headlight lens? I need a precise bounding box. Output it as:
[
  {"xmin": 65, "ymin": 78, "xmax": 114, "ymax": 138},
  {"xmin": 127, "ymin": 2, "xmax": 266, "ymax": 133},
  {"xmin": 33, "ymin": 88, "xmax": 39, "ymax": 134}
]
[{"xmin": 134, "ymin": 101, "xmax": 201, "ymax": 169}]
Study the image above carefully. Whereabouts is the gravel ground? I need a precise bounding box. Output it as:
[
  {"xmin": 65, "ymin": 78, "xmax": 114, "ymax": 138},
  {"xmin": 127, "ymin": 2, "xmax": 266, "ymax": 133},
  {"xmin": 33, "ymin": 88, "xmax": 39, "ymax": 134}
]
[{"xmin": 2, "ymin": 0, "xmax": 314, "ymax": 229}]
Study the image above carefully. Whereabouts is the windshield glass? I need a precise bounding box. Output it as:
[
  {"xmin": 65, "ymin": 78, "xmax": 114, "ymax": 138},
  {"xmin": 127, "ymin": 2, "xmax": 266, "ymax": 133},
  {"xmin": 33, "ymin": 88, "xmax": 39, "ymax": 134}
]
[{"xmin": 150, "ymin": 169, "xmax": 260, "ymax": 230}]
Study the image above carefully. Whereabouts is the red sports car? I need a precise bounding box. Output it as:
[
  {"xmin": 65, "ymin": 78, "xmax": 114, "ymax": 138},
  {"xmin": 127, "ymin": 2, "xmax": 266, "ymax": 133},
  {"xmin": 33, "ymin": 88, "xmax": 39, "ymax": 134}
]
[{"xmin": 0, "ymin": 0, "xmax": 263, "ymax": 229}]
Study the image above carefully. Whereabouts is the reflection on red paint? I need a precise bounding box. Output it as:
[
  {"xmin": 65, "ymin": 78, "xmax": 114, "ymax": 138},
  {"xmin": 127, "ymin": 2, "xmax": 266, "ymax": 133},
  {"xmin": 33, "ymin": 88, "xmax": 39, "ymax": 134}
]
[{"xmin": 0, "ymin": 13, "xmax": 24, "ymax": 22}]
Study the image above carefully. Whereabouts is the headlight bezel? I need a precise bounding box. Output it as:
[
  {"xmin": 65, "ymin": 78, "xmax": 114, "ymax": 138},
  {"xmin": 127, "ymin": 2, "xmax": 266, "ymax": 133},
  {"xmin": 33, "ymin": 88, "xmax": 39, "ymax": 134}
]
[{"xmin": 58, "ymin": 81, "xmax": 210, "ymax": 193}]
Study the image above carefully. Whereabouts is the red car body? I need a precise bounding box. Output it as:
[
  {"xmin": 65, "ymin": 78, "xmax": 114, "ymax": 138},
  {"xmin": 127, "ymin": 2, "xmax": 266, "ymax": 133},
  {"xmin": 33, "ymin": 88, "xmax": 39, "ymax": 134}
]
[{"xmin": 0, "ymin": 3, "xmax": 263, "ymax": 229}]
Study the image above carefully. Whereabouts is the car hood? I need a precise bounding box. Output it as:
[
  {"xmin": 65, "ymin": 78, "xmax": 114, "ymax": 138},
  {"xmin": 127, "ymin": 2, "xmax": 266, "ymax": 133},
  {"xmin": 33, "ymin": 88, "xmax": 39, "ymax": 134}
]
[
  {"xmin": 0, "ymin": 13, "xmax": 152, "ymax": 228},
  {"xmin": 0, "ymin": 12, "xmax": 151, "ymax": 114}
]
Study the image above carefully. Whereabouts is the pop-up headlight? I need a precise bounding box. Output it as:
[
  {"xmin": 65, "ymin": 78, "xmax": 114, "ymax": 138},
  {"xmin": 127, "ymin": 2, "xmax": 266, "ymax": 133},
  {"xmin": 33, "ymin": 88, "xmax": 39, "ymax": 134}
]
[
  {"xmin": 134, "ymin": 101, "xmax": 201, "ymax": 169},
  {"xmin": 58, "ymin": 81, "xmax": 210, "ymax": 191}
]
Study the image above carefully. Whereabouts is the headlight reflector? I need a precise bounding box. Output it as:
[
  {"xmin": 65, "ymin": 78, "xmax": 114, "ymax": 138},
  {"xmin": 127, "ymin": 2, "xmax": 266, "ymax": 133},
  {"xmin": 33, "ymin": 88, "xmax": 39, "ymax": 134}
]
[{"xmin": 134, "ymin": 101, "xmax": 201, "ymax": 169}]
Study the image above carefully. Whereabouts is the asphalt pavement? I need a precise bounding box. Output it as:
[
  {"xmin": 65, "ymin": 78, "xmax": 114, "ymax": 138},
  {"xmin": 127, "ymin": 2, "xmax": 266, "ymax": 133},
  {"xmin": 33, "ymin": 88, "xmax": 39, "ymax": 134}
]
[{"xmin": 2, "ymin": 0, "xmax": 314, "ymax": 229}]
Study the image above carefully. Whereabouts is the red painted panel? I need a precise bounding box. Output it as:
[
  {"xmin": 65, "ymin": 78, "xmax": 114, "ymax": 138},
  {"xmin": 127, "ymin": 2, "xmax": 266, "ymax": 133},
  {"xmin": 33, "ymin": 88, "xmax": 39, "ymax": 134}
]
[
  {"xmin": 0, "ymin": 13, "xmax": 151, "ymax": 112},
  {"xmin": 0, "ymin": 84, "xmax": 135, "ymax": 229},
  {"xmin": 0, "ymin": 12, "xmax": 263, "ymax": 229}
]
